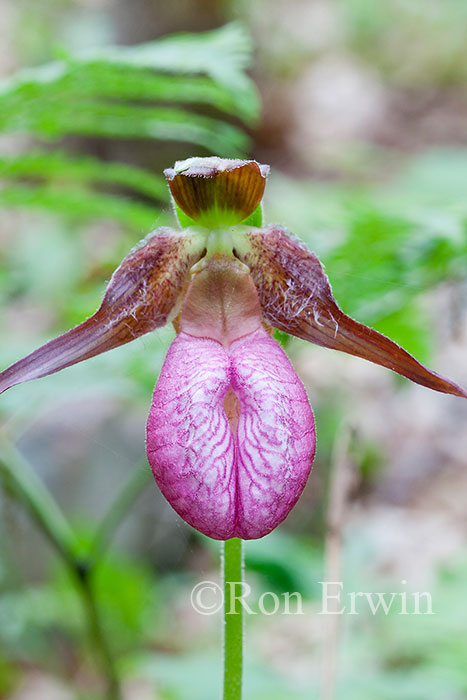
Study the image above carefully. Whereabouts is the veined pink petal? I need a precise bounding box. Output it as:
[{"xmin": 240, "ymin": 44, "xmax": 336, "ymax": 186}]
[
  {"xmin": 231, "ymin": 330, "xmax": 316, "ymax": 539},
  {"xmin": 0, "ymin": 227, "xmax": 205, "ymax": 394},
  {"xmin": 146, "ymin": 328, "xmax": 315, "ymax": 540},
  {"xmin": 147, "ymin": 334, "xmax": 236, "ymax": 539},
  {"xmin": 234, "ymin": 224, "xmax": 467, "ymax": 399}
]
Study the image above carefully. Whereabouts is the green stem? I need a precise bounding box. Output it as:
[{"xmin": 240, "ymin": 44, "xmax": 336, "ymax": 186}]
[
  {"xmin": 0, "ymin": 441, "xmax": 79, "ymax": 566},
  {"xmin": 223, "ymin": 537, "xmax": 243, "ymax": 700},
  {"xmin": 0, "ymin": 440, "xmax": 122, "ymax": 699},
  {"xmin": 90, "ymin": 462, "xmax": 151, "ymax": 563},
  {"xmin": 75, "ymin": 565, "xmax": 122, "ymax": 700}
]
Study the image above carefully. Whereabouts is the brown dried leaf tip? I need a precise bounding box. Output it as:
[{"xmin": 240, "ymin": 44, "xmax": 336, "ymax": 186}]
[{"xmin": 164, "ymin": 156, "xmax": 269, "ymax": 227}]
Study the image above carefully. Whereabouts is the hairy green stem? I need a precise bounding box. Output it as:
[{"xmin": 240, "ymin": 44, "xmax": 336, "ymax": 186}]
[{"xmin": 223, "ymin": 537, "xmax": 243, "ymax": 700}]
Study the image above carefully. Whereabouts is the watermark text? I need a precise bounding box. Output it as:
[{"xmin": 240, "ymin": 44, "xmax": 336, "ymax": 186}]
[{"xmin": 190, "ymin": 580, "xmax": 433, "ymax": 616}]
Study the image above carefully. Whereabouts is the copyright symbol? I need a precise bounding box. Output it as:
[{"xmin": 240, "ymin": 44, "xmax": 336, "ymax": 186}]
[{"xmin": 191, "ymin": 580, "xmax": 223, "ymax": 615}]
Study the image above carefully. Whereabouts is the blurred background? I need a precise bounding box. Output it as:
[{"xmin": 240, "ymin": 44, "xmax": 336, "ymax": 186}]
[{"xmin": 0, "ymin": 1, "xmax": 467, "ymax": 698}]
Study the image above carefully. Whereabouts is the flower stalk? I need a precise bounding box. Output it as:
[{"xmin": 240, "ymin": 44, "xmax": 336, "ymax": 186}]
[{"xmin": 223, "ymin": 537, "xmax": 243, "ymax": 700}]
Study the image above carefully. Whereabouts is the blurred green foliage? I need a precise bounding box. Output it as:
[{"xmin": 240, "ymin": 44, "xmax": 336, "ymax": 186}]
[
  {"xmin": 266, "ymin": 148, "xmax": 467, "ymax": 361},
  {"xmin": 1, "ymin": 7, "xmax": 467, "ymax": 700},
  {"xmin": 0, "ymin": 22, "xmax": 259, "ymax": 230},
  {"xmin": 4, "ymin": 529, "xmax": 467, "ymax": 700}
]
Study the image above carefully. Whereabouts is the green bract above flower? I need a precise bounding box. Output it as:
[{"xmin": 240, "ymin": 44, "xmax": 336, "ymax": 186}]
[{"xmin": 164, "ymin": 156, "xmax": 269, "ymax": 228}]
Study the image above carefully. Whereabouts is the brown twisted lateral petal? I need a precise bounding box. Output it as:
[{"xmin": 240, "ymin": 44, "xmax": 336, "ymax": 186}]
[
  {"xmin": 164, "ymin": 157, "xmax": 269, "ymax": 224},
  {"xmin": 234, "ymin": 224, "xmax": 467, "ymax": 399},
  {"xmin": 0, "ymin": 227, "xmax": 205, "ymax": 394}
]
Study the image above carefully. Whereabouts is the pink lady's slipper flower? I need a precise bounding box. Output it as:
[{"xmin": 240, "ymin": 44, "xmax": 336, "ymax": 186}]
[{"xmin": 1, "ymin": 157, "xmax": 465, "ymax": 540}]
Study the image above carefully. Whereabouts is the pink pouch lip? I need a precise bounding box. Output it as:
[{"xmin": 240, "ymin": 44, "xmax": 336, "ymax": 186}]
[{"xmin": 146, "ymin": 328, "xmax": 316, "ymax": 540}]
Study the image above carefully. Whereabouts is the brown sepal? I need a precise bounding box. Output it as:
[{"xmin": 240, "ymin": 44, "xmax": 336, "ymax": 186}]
[
  {"xmin": 235, "ymin": 225, "xmax": 467, "ymax": 399},
  {"xmin": 0, "ymin": 228, "xmax": 205, "ymax": 394}
]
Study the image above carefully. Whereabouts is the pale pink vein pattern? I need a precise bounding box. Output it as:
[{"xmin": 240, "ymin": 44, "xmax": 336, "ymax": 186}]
[{"xmin": 146, "ymin": 328, "xmax": 316, "ymax": 539}]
